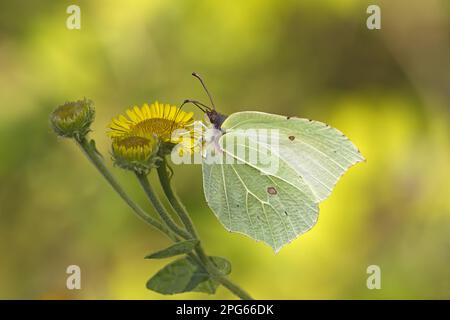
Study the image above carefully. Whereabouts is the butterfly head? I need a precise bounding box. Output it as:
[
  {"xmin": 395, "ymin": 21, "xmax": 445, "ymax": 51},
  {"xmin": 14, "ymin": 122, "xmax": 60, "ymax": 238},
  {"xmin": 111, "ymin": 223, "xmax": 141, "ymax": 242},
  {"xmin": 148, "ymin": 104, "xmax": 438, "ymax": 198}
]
[{"xmin": 206, "ymin": 109, "xmax": 227, "ymax": 129}]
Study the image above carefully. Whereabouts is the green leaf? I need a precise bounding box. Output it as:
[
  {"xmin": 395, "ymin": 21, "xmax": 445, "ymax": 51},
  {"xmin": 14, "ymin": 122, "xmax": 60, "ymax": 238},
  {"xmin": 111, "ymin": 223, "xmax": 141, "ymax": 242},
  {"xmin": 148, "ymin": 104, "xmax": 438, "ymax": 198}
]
[
  {"xmin": 145, "ymin": 240, "xmax": 199, "ymax": 259},
  {"xmin": 89, "ymin": 139, "xmax": 103, "ymax": 158},
  {"xmin": 209, "ymin": 256, "xmax": 232, "ymax": 275},
  {"xmin": 192, "ymin": 256, "xmax": 232, "ymax": 295},
  {"xmin": 192, "ymin": 279, "xmax": 218, "ymax": 294},
  {"xmin": 146, "ymin": 257, "xmax": 208, "ymax": 295},
  {"xmin": 146, "ymin": 256, "xmax": 232, "ymax": 295}
]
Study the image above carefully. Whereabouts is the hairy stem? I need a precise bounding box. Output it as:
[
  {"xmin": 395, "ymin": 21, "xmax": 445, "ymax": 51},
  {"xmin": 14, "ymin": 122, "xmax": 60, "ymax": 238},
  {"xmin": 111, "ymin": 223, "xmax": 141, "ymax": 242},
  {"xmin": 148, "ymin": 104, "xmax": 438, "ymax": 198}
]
[
  {"xmin": 76, "ymin": 137, "xmax": 252, "ymax": 300},
  {"xmin": 75, "ymin": 137, "xmax": 173, "ymax": 239},
  {"xmin": 135, "ymin": 172, "xmax": 192, "ymax": 240},
  {"xmin": 157, "ymin": 160, "xmax": 210, "ymax": 262},
  {"xmin": 209, "ymin": 271, "xmax": 253, "ymax": 300},
  {"xmin": 157, "ymin": 158, "xmax": 253, "ymax": 300}
]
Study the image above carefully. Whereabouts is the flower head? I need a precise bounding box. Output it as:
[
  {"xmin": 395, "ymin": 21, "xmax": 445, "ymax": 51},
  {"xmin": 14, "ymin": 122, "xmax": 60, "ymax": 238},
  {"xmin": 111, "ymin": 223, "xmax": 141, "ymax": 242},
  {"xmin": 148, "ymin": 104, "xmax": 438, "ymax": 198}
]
[
  {"xmin": 111, "ymin": 135, "xmax": 159, "ymax": 174},
  {"xmin": 50, "ymin": 98, "xmax": 95, "ymax": 140},
  {"xmin": 108, "ymin": 102, "xmax": 194, "ymax": 145}
]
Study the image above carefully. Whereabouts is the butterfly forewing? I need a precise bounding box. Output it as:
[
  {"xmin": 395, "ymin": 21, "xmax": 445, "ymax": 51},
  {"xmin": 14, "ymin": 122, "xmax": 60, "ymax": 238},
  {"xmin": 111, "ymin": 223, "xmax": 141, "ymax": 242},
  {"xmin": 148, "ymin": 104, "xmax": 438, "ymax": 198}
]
[{"xmin": 221, "ymin": 111, "xmax": 365, "ymax": 201}]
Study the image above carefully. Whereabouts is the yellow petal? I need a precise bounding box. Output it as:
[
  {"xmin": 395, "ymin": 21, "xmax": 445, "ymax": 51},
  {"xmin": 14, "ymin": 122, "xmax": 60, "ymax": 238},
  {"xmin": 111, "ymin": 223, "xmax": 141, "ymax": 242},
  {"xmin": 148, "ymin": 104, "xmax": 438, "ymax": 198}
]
[
  {"xmin": 112, "ymin": 119, "xmax": 129, "ymax": 129},
  {"xmin": 175, "ymin": 110, "xmax": 184, "ymax": 123},
  {"xmin": 182, "ymin": 112, "xmax": 194, "ymax": 122},
  {"xmin": 133, "ymin": 106, "xmax": 144, "ymax": 120},
  {"xmin": 143, "ymin": 104, "xmax": 151, "ymax": 118},
  {"xmin": 126, "ymin": 108, "xmax": 138, "ymax": 122},
  {"xmin": 118, "ymin": 115, "xmax": 131, "ymax": 125},
  {"xmin": 154, "ymin": 101, "xmax": 160, "ymax": 117},
  {"xmin": 168, "ymin": 105, "xmax": 177, "ymax": 120},
  {"xmin": 163, "ymin": 104, "xmax": 171, "ymax": 118}
]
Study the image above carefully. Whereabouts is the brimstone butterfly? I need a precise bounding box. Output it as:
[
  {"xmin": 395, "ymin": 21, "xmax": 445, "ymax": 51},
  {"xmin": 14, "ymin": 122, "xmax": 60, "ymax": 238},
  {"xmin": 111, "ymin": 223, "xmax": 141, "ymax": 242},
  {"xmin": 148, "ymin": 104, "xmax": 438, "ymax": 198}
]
[{"xmin": 184, "ymin": 73, "xmax": 364, "ymax": 252}]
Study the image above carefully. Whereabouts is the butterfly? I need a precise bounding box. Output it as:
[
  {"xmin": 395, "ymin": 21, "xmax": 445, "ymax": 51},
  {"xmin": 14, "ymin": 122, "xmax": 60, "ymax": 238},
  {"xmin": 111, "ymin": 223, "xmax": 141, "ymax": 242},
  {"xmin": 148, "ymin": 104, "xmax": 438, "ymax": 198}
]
[{"xmin": 183, "ymin": 73, "xmax": 365, "ymax": 252}]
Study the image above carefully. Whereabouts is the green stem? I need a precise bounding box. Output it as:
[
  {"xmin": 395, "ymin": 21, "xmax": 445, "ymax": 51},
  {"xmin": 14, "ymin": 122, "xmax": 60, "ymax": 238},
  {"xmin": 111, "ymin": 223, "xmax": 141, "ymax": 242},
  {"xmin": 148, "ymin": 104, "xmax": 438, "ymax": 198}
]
[
  {"xmin": 157, "ymin": 158, "xmax": 253, "ymax": 300},
  {"xmin": 76, "ymin": 137, "xmax": 252, "ymax": 299},
  {"xmin": 209, "ymin": 271, "xmax": 253, "ymax": 300},
  {"xmin": 135, "ymin": 172, "xmax": 192, "ymax": 241},
  {"xmin": 157, "ymin": 160, "xmax": 209, "ymax": 263},
  {"xmin": 157, "ymin": 161, "xmax": 200, "ymax": 238},
  {"xmin": 75, "ymin": 138, "xmax": 173, "ymax": 239}
]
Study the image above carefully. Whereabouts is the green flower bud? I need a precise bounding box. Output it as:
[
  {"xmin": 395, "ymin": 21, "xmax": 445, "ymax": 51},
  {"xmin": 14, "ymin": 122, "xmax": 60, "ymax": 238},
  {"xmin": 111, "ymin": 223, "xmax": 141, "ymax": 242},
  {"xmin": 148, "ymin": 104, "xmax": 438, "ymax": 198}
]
[
  {"xmin": 50, "ymin": 98, "xmax": 95, "ymax": 140},
  {"xmin": 111, "ymin": 135, "xmax": 160, "ymax": 175}
]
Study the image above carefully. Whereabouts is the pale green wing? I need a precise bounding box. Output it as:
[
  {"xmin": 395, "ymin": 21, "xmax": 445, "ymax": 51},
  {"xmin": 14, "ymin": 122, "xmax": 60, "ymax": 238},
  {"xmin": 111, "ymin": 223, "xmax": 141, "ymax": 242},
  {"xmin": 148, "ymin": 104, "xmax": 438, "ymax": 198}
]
[
  {"xmin": 202, "ymin": 161, "xmax": 319, "ymax": 252},
  {"xmin": 202, "ymin": 111, "xmax": 364, "ymax": 252},
  {"xmin": 221, "ymin": 111, "xmax": 365, "ymax": 201}
]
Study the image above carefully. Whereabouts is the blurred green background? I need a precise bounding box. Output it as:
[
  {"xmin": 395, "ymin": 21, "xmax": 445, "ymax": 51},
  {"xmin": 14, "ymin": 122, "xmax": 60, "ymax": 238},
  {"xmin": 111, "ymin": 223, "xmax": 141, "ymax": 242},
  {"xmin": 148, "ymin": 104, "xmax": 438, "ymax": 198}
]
[{"xmin": 1, "ymin": 0, "xmax": 449, "ymax": 299}]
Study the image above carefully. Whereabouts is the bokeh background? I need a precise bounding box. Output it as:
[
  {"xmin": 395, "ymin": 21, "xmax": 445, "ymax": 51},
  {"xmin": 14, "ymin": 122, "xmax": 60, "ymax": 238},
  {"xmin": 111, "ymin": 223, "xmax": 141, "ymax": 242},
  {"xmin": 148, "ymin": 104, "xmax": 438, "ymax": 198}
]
[{"xmin": 1, "ymin": 0, "xmax": 449, "ymax": 299}]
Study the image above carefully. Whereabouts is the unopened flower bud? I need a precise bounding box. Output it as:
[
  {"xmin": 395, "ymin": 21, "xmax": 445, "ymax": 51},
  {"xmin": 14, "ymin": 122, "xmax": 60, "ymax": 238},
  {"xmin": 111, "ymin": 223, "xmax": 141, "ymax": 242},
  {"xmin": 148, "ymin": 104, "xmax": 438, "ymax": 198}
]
[
  {"xmin": 111, "ymin": 135, "xmax": 160, "ymax": 175},
  {"xmin": 50, "ymin": 98, "xmax": 95, "ymax": 140}
]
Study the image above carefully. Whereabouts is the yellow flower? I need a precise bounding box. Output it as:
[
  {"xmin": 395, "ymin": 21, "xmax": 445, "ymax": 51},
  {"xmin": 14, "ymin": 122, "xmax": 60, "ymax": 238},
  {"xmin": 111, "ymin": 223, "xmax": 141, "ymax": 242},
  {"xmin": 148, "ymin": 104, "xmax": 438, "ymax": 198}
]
[
  {"xmin": 111, "ymin": 135, "xmax": 159, "ymax": 174},
  {"xmin": 108, "ymin": 102, "xmax": 194, "ymax": 144}
]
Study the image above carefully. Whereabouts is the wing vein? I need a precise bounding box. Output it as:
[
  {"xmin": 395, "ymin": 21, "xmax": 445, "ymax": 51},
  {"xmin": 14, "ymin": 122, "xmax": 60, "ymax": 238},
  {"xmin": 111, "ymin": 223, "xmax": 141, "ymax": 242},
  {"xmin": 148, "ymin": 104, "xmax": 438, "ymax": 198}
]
[
  {"xmin": 220, "ymin": 165, "xmax": 232, "ymax": 227},
  {"xmin": 221, "ymin": 145, "xmax": 317, "ymax": 202},
  {"xmin": 260, "ymin": 201, "xmax": 277, "ymax": 250},
  {"xmin": 230, "ymin": 164, "xmax": 293, "ymax": 246},
  {"xmin": 266, "ymin": 175, "xmax": 314, "ymax": 229},
  {"xmin": 241, "ymin": 140, "xmax": 334, "ymax": 194}
]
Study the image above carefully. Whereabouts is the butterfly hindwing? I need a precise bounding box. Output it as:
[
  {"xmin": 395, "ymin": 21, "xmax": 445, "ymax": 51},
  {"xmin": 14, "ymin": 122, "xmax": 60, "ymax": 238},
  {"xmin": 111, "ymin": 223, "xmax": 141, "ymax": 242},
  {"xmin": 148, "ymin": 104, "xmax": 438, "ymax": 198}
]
[{"xmin": 202, "ymin": 161, "xmax": 319, "ymax": 252}]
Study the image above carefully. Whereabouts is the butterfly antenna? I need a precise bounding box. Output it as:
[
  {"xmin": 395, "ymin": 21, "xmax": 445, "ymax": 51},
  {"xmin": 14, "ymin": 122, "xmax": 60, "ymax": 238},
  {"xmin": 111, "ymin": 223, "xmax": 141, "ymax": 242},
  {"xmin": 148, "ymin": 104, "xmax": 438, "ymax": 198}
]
[
  {"xmin": 169, "ymin": 101, "xmax": 188, "ymax": 133},
  {"xmin": 183, "ymin": 99, "xmax": 212, "ymax": 112},
  {"xmin": 192, "ymin": 72, "xmax": 216, "ymax": 110},
  {"xmin": 171, "ymin": 99, "xmax": 210, "ymax": 134}
]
